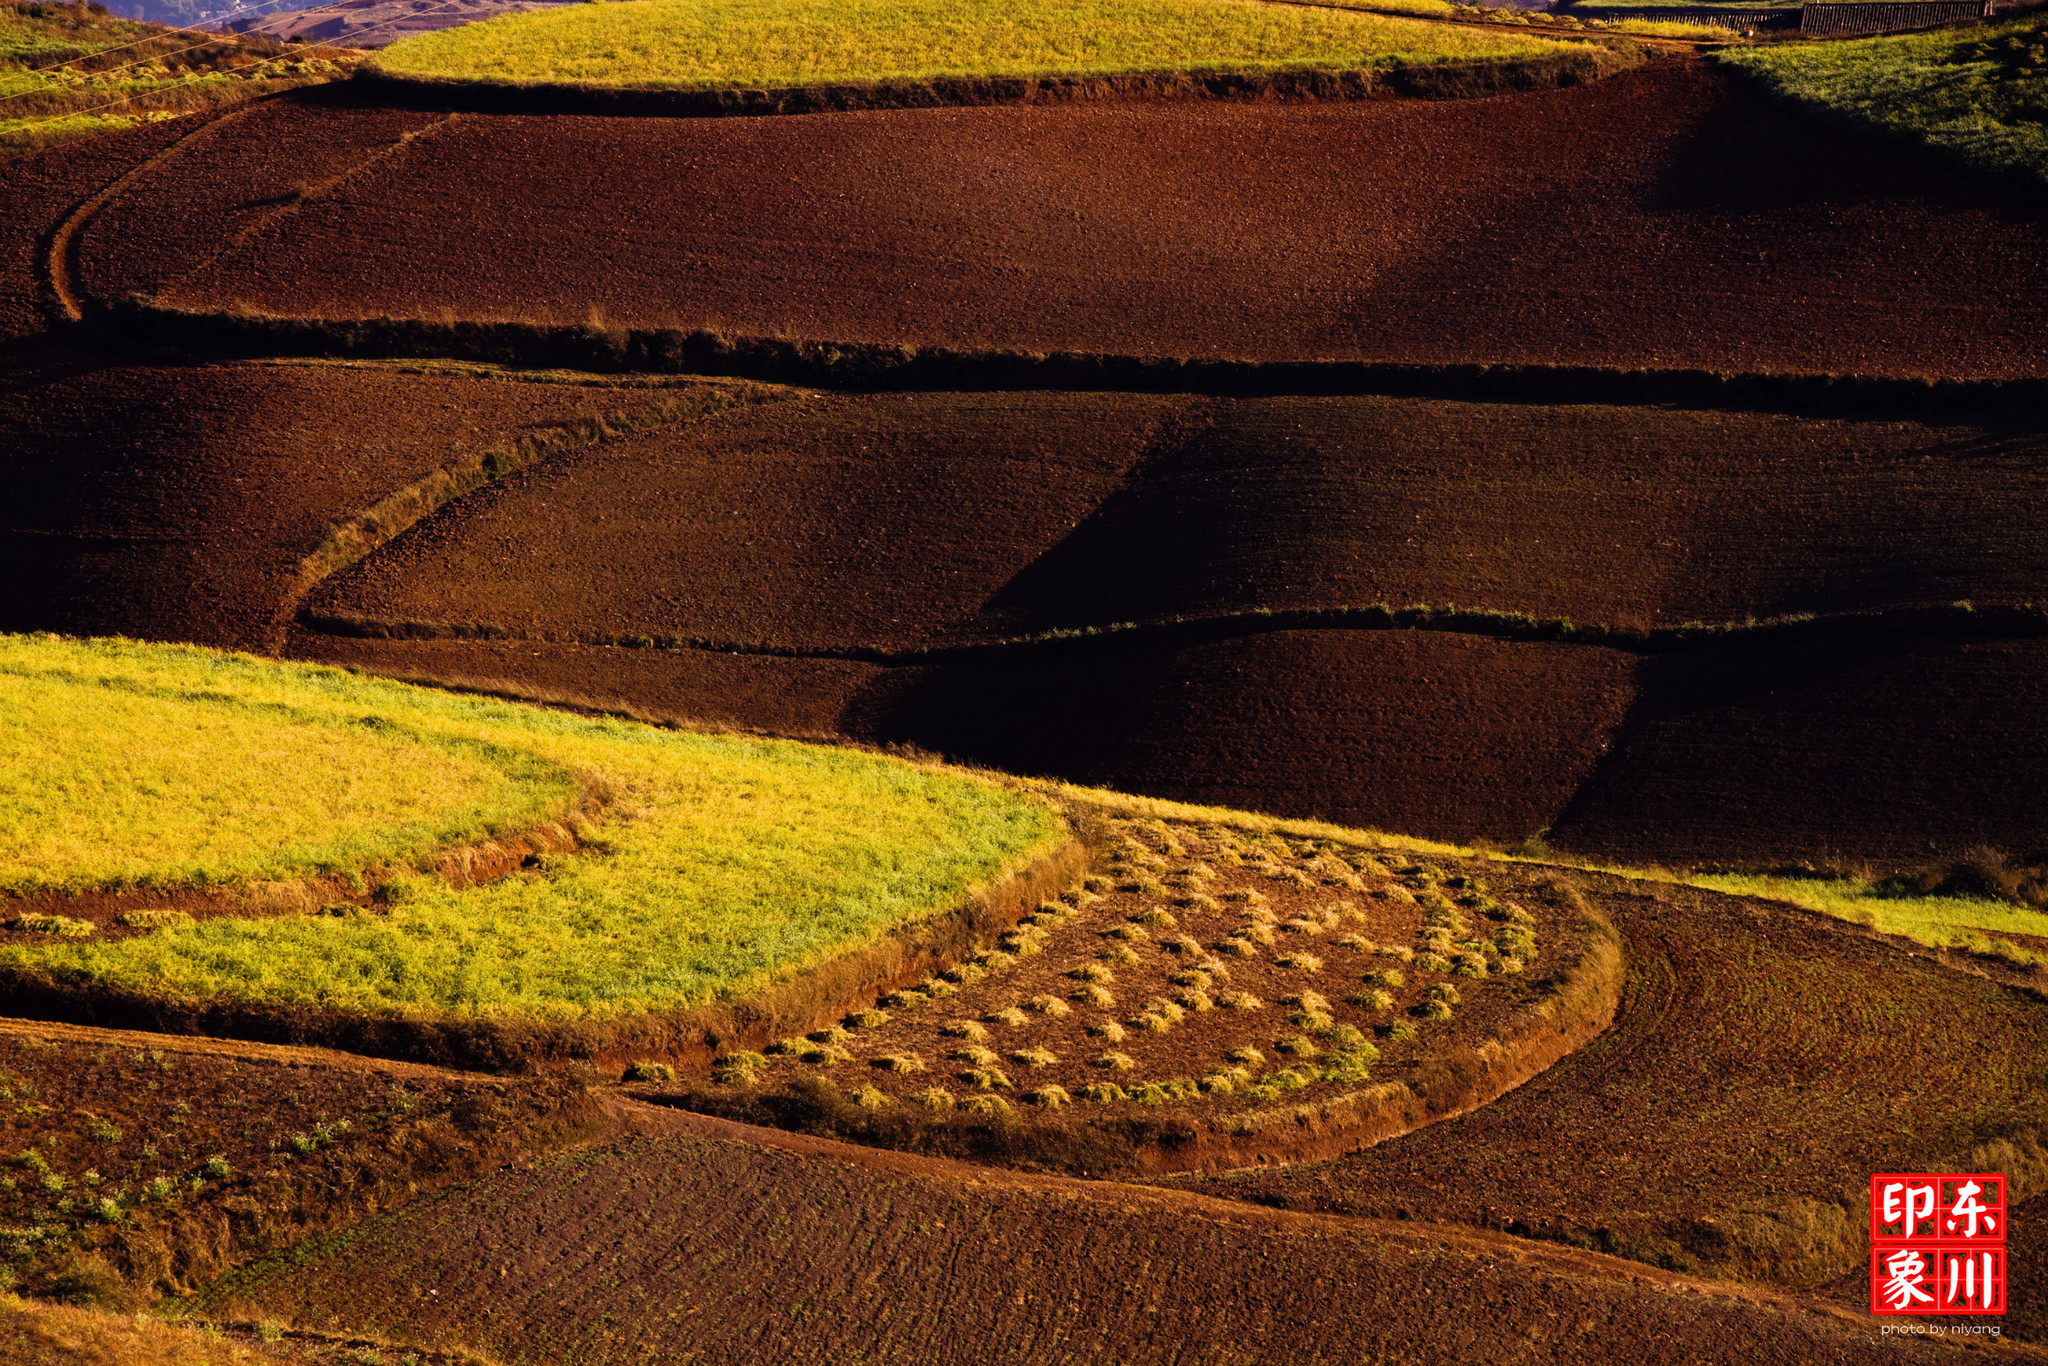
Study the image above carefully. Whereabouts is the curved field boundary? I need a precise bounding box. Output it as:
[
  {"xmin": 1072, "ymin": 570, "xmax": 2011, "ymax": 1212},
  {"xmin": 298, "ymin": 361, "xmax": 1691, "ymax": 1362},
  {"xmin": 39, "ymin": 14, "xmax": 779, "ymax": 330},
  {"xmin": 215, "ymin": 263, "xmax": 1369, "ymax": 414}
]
[
  {"xmin": 0, "ymin": 834, "xmax": 1090, "ymax": 1073},
  {"xmin": 0, "ymin": 790, "xmax": 606, "ymax": 934},
  {"xmin": 659, "ymin": 900, "xmax": 1623, "ymax": 1176},
  {"xmin": 39, "ymin": 102, "xmax": 260, "ymax": 329},
  {"xmin": 263, "ymin": 378, "xmax": 795, "ymax": 653},
  {"xmin": 205, "ymin": 1092, "xmax": 2031, "ymax": 1364},
  {"xmin": 94, "ymin": 301, "xmax": 2048, "ymax": 413},
  {"xmin": 299, "ymin": 598, "xmax": 2048, "ymax": 665},
  {"xmin": 350, "ymin": 48, "xmax": 1630, "ymax": 118}
]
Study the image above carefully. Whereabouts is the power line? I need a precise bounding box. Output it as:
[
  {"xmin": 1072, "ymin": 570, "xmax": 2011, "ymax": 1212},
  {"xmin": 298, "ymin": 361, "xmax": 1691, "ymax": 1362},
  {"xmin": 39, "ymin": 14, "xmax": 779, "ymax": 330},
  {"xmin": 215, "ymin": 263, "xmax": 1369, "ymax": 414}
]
[{"xmin": 8, "ymin": 0, "xmax": 472, "ymax": 127}]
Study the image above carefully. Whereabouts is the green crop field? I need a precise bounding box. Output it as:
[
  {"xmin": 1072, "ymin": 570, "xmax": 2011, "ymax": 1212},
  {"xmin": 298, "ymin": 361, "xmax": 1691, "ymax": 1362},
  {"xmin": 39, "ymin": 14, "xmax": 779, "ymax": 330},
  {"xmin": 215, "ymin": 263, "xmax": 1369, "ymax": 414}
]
[
  {"xmin": 0, "ymin": 652, "xmax": 577, "ymax": 896},
  {"xmin": 369, "ymin": 0, "xmax": 1571, "ymax": 90},
  {"xmin": 1719, "ymin": 11, "xmax": 2048, "ymax": 189},
  {"xmin": 0, "ymin": 637, "xmax": 1064, "ymax": 1022},
  {"xmin": 0, "ymin": 6, "xmax": 351, "ymax": 155}
]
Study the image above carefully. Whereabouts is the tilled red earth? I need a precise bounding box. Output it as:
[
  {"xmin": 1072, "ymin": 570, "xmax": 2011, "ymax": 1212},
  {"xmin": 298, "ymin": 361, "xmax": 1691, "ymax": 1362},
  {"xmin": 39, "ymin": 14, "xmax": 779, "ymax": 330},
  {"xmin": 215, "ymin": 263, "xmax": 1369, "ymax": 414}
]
[
  {"xmin": 0, "ymin": 361, "xmax": 686, "ymax": 651},
  {"xmin": 1162, "ymin": 877, "xmax": 2048, "ymax": 1300},
  {"xmin": 303, "ymin": 391, "xmax": 2048, "ymax": 652},
  {"xmin": 1552, "ymin": 635, "xmax": 2048, "ymax": 864},
  {"xmin": 199, "ymin": 1106, "xmax": 1975, "ymax": 1366},
  {"xmin": 72, "ymin": 61, "xmax": 2048, "ymax": 379}
]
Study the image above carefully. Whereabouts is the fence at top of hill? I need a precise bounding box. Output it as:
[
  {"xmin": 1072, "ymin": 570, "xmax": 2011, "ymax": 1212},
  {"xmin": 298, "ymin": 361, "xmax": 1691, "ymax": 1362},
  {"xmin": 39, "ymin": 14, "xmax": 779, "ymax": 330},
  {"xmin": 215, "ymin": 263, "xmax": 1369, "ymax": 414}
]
[
  {"xmin": 1559, "ymin": 0, "xmax": 1991, "ymax": 27},
  {"xmin": 1563, "ymin": 6, "xmax": 1799, "ymax": 27},
  {"xmin": 1798, "ymin": 0, "xmax": 1989, "ymax": 29}
]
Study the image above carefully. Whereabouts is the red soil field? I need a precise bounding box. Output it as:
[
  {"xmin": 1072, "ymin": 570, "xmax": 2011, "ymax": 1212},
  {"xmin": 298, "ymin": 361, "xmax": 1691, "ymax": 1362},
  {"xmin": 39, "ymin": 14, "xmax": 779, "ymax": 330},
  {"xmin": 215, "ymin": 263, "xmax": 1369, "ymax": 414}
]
[
  {"xmin": 0, "ymin": 1016, "xmax": 595, "ymax": 1302},
  {"xmin": 305, "ymin": 390, "xmax": 1172, "ymax": 653},
  {"xmin": 304, "ymin": 390, "xmax": 2048, "ymax": 652},
  {"xmin": 1555, "ymin": 636, "xmax": 2048, "ymax": 864},
  {"xmin": 290, "ymin": 626, "xmax": 2048, "ymax": 864},
  {"xmin": 0, "ymin": 118, "xmax": 194, "ymax": 347},
  {"xmin": 201, "ymin": 1103, "xmax": 1973, "ymax": 1366},
  {"xmin": 0, "ymin": 361, "xmax": 700, "ymax": 652},
  {"xmin": 1162, "ymin": 875, "xmax": 2048, "ymax": 1299},
  {"xmin": 290, "ymin": 631, "xmax": 884, "ymax": 737},
  {"xmin": 849, "ymin": 630, "xmax": 1637, "ymax": 842},
  {"xmin": 74, "ymin": 62, "xmax": 2048, "ymax": 379}
]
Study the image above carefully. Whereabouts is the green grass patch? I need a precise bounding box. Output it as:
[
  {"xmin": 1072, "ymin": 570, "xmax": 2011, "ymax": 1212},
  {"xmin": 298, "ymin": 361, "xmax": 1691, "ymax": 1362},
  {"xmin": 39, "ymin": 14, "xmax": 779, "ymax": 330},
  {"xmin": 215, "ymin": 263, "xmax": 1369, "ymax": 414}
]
[
  {"xmin": 371, "ymin": 0, "xmax": 1570, "ymax": 90},
  {"xmin": 0, "ymin": 639, "xmax": 580, "ymax": 895},
  {"xmin": 0, "ymin": 7, "xmax": 352, "ymax": 156},
  {"xmin": 1686, "ymin": 871, "xmax": 2048, "ymax": 967},
  {"xmin": 0, "ymin": 637, "xmax": 1064, "ymax": 1022},
  {"xmin": 1718, "ymin": 12, "xmax": 2048, "ymax": 190}
]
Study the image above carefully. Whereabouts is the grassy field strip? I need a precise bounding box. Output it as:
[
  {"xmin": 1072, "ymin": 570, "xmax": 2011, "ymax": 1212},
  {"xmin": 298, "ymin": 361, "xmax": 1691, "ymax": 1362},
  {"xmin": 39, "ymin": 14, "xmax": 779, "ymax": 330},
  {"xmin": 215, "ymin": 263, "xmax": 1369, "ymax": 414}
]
[
  {"xmin": 0, "ymin": 6, "xmax": 352, "ymax": 156},
  {"xmin": 268, "ymin": 379, "xmax": 797, "ymax": 653},
  {"xmin": 0, "ymin": 638, "xmax": 1067, "ymax": 1030},
  {"xmin": 302, "ymin": 596, "xmax": 2048, "ymax": 663},
  {"xmin": 1035, "ymin": 781, "xmax": 2048, "ymax": 969},
  {"xmin": 1719, "ymin": 11, "xmax": 2048, "ymax": 190},
  {"xmin": 0, "ymin": 651, "xmax": 579, "ymax": 896},
  {"xmin": 1266, "ymin": 0, "xmax": 1728, "ymax": 41},
  {"xmin": 369, "ymin": 0, "xmax": 1572, "ymax": 90},
  {"xmin": 110, "ymin": 303, "xmax": 2048, "ymax": 405}
]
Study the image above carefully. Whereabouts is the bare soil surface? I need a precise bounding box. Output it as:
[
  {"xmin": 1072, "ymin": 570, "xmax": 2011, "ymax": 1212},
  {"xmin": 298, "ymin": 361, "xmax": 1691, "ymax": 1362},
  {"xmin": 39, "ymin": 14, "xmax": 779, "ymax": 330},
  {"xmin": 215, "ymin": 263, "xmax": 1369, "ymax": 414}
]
[
  {"xmin": 192, "ymin": 1102, "xmax": 2012, "ymax": 1365},
  {"xmin": 1553, "ymin": 636, "xmax": 2048, "ymax": 864},
  {"xmin": 0, "ymin": 361, "xmax": 677, "ymax": 652},
  {"xmin": 655, "ymin": 815, "xmax": 1612, "ymax": 1174},
  {"xmin": 304, "ymin": 390, "xmax": 2048, "ymax": 653},
  {"xmin": 287, "ymin": 632, "xmax": 885, "ymax": 738},
  {"xmin": 0, "ymin": 1021, "xmax": 597, "ymax": 1301},
  {"xmin": 74, "ymin": 62, "xmax": 2048, "ymax": 379},
  {"xmin": 1161, "ymin": 875, "xmax": 2048, "ymax": 1294},
  {"xmin": 306, "ymin": 390, "xmax": 1174, "ymax": 654},
  {"xmin": 849, "ymin": 629, "xmax": 1638, "ymax": 842}
]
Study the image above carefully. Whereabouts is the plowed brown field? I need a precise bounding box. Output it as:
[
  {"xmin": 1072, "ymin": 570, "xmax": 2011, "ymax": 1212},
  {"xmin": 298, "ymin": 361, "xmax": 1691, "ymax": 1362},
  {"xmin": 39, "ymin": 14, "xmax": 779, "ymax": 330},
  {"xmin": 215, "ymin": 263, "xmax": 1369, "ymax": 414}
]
[
  {"xmin": 71, "ymin": 62, "xmax": 2048, "ymax": 379},
  {"xmin": 0, "ymin": 362, "xmax": 713, "ymax": 651},
  {"xmin": 197, "ymin": 1104, "xmax": 1979, "ymax": 1366},
  {"xmin": 1554, "ymin": 636, "xmax": 2048, "ymax": 864},
  {"xmin": 303, "ymin": 391, "xmax": 2048, "ymax": 652},
  {"xmin": 1162, "ymin": 876, "xmax": 2048, "ymax": 1294}
]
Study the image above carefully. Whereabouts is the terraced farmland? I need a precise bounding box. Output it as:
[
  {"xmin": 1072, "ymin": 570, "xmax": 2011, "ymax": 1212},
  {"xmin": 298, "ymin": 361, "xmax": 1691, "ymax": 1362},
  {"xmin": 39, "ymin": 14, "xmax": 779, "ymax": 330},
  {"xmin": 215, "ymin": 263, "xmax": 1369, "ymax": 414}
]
[
  {"xmin": 2, "ymin": 9, "xmax": 2046, "ymax": 1360},
  {"xmin": 65, "ymin": 64, "xmax": 2048, "ymax": 380}
]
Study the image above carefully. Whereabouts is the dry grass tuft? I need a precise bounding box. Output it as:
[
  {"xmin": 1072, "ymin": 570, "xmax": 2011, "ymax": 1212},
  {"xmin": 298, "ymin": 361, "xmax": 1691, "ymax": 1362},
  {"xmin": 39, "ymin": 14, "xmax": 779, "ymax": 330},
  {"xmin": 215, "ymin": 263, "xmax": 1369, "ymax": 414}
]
[
  {"xmin": 1026, "ymin": 994, "xmax": 1072, "ymax": 1017},
  {"xmin": 939, "ymin": 1019, "xmax": 989, "ymax": 1041},
  {"xmin": 1010, "ymin": 1045, "xmax": 1059, "ymax": 1068},
  {"xmin": 1089, "ymin": 1019, "xmax": 1128, "ymax": 1042},
  {"xmin": 1070, "ymin": 983, "xmax": 1116, "ymax": 1008},
  {"xmin": 1093, "ymin": 1051, "xmax": 1137, "ymax": 1071},
  {"xmin": 985, "ymin": 1006, "xmax": 1029, "ymax": 1028}
]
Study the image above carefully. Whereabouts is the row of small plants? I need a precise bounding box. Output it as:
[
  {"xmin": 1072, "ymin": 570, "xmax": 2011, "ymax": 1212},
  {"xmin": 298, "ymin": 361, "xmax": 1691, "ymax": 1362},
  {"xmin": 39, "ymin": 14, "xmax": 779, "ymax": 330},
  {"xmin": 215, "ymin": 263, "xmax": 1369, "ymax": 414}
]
[{"xmin": 683, "ymin": 820, "xmax": 1541, "ymax": 1121}]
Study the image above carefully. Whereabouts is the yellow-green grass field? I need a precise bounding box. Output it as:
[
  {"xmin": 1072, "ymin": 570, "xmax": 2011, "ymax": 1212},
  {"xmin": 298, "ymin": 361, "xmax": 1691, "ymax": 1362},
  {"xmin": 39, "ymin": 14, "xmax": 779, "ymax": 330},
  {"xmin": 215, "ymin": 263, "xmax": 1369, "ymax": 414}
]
[
  {"xmin": 0, "ymin": 637, "xmax": 1065, "ymax": 1022},
  {"xmin": 1719, "ymin": 11, "xmax": 2048, "ymax": 189},
  {"xmin": 369, "ymin": 0, "xmax": 1571, "ymax": 90},
  {"xmin": 0, "ymin": 8, "xmax": 350, "ymax": 156}
]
